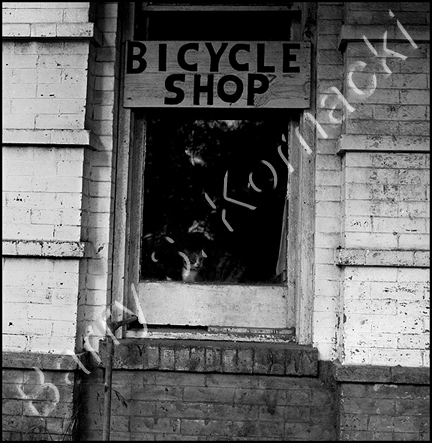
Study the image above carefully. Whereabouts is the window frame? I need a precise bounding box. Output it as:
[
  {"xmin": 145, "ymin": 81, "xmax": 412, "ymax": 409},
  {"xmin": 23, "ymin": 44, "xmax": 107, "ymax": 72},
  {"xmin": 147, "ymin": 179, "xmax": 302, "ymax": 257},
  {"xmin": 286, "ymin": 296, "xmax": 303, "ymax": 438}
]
[{"xmin": 112, "ymin": 2, "xmax": 316, "ymax": 345}]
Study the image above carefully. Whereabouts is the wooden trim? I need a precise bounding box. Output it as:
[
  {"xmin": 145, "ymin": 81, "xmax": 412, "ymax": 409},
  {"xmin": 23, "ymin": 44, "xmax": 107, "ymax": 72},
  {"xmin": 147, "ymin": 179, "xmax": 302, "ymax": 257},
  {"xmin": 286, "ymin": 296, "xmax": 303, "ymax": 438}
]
[
  {"xmin": 144, "ymin": 4, "xmax": 302, "ymax": 12},
  {"xmin": 126, "ymin": 326, "xmax": 295, "ymax": 342},
  {"xmin": 295, "ymin": 2, "xmax": 317, "ymax": 346},
  {"xmin": 115, "ymin": 2, "xmax": 315, "ymax": 344},
  {"xmin": 128, "ymin": 115, "xmax": 147, "ymax": 304},
  {"xmin": 111, "ymin": 2, "xmax": 136, "ymax": 337},
  {"xmin": 137, "ymin": 282, "xmax": 293, "ymax": 330},
  {"xmin": 336, "ymin": 248, "xmax": 430, "ymax": 268}
]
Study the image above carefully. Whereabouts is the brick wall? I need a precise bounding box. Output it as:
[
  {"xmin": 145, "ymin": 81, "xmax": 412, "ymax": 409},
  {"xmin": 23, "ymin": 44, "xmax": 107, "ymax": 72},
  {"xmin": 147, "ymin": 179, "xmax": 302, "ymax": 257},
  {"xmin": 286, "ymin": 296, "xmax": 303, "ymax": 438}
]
[
  {"xmin": 76, "ymin": 1, "xmax": 120, "ymax": 356},
  {"xmin": 3, "ymin": 147, "xmax": 84, "ymax": 241},
  {"xmin": 2, "ymin": 368, "xmax": 77, "ymax": 441},
  {"xmin": 339, "ymin": 383, "xmax": 430, "ymax": 441},
  {"xmin": 342, "ymin": 267, "xmax": 429, "ymax": 366},
  {"xmin": 80, "ymin": 369, "xmax": 336, "ymax": 441},
  {"xmin": 2, "ymin": 352, "xmax": 86, "ymax": 442},
  {"xmin": 342, "ymin": 152, "xmax": 429, "ymax": 250},
  {"xmin": 2, "ymin": 2, "xmax": 120, "ymax": 357},
  {"xmin": 3, "ymin": 258, "xmax": 79, "ymax": 353},
  {"xmin": 2, "ymin": 2, "xmax": 430, "ymax": 442},
  {"xmin": 337, "ymin": 1, "xmax": 430, "ymax": 369},
  {"xmin": 313, "ymin": 1, "xmax": 345, "ymax": 361},
  {"xmin": 2, "ymin": 2, "xmax": 98, "ymax": 441}
]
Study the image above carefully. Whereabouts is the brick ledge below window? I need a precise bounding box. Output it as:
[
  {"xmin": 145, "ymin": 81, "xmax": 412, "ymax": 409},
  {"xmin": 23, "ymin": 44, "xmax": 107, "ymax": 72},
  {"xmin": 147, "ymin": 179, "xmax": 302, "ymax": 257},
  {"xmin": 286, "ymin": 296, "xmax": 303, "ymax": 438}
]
[
  {"xmin": 332, "ymin": 361, "xmax": 430, "ymax": 385},
  {"xmin": 2, "ymin": 240, "xmax": 93, "ymax": 258},
  {"xmin": 98, "ymin": 339, "xmax": 319, "ymax": 377},
  {"xmin": 2, "ymin": 351, "xmax": 88, "ymax": 371}
]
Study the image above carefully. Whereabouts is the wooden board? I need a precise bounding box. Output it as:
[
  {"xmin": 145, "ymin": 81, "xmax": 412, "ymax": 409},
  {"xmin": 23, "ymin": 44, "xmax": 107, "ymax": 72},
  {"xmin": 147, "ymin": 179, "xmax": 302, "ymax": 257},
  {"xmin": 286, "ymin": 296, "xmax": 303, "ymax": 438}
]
[
  {"xmin": 124, "ymin": 41, "xmax": 310, "ymax": 108},
  {"xmin": 138, "ymin": 282, "xmax": 293, "ymax": 329}
]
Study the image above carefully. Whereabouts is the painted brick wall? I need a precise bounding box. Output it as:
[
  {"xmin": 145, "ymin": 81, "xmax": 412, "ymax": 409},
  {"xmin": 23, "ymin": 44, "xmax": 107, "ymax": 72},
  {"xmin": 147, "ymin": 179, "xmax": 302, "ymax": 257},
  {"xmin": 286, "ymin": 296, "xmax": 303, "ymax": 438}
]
[
  {"xmin": 339, "ymin": 382, "xmax": 430, "ymax": 441},
  {"xmin": 3, "ymin": 147, "xmax": 84, "ymax": 241},
  {"xmin": 342, "ymin": 152, "xmax": 430, "ymax": 250},
  {"xmin": 2, "ymin": 145, "xmax": 83, "ymax": 353},
  {"xmin": 344, "ymin": 40, "xmax": 430, "ymax": 137},
  {"xmin": 80, "ymin": 369, "xmax": 336, "ymax": 441},
  {"xmin": 2, "ymin": 41, "xmax": 89, "ymax": 130},
  {"xmin": 3, "ymin": 1, "xmax": 97, "ymax": 136},
  {"xmin": 2, "ymin": 0, "xmax": 89, "ymax": 360},
  {"xmin": 337, "ymin": 1, "xmax": 430, "ymax": 369},
  {"xmin": 2, "ymin": 2, "xmax": 120, "ymax": 359},
  {"xmin": 313, "ymin": 2, "xmax": 345, "ymax": 362},
  {"xmin": 3, "ymin": 258, "xmax": 79, "ymax": 353},
  {"xmin": 76, "ymin": 2, "xmax": 120, "ymax": 355},
  {"xmin": 2, "ymin": 3, "xmax": 430, "ymax": 442},
  {"xmin": 342, "ymin": 267, "xmax": 430, "ymax": 366}
]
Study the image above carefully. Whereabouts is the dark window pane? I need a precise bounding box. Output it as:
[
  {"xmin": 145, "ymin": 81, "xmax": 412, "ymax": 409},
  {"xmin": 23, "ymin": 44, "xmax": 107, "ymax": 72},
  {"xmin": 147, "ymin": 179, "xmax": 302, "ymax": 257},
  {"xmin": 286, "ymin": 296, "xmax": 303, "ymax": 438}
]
[
  {"xmin": 140, "ymin": 110, "xmax": 289, "ymax": 284},
  {"xmin": 135, "ymin": 7, "xmax": 296, "ymax": 41}
]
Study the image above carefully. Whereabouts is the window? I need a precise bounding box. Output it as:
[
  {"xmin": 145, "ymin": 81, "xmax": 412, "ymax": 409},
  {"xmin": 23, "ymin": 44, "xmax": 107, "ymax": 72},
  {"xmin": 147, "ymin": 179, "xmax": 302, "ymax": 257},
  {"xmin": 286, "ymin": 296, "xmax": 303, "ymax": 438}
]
[
  {"xmin": 116, "ymin": 2, "xmax": 314, "ymax": 341},
  {"xmin": 140, "ymin": 110, "xmax": 289, "ymax": 285}
]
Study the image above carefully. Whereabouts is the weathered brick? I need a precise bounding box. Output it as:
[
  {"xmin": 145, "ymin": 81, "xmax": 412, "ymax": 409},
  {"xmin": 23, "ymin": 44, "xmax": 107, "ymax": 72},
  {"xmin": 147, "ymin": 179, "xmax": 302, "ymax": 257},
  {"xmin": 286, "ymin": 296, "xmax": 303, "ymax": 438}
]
[
  {"xmin": 394, "ymin": 415, "xmax": 429, "ymax": 433},
  {"xmin": 396, "ymin": 399, "xmax": 431, "ymax": 416},
  {"xmin": 340, "ymin": 430, "xmax": 374, "ymax": 441},
  {"xmin": 236, "ymin": 348, "xmax": 253, "ymax": 374},
  {"xmin": 393, "ymin": 432, "xmax": 426, "ymax": 441},
  {"xmin": 180, "ymin": 419, "xmax": 233, "ymax": 437},
  {"xmin": 131, "ymin": 386, "xmax": 183, "ymax": 402},
  {"xmin": 183, "ymin": 386, "xmax": 234, "ymax": 404},
  {"xmin": 204, "ymin": 347, "xmax": 222, "ymax": 372},
  {"xmin": 222, "ymin": 348, "xmax": 237, "ymax": 373},
  {"xmin": 285, "ymin": 390, "xmax": 312, "ymax": 407},
  {"xmin": 285, "ymin": 423, "xmax": 333, "ymax": 440},
  {"xmin": 341, "ymin": 397, "xmax": 396, "ymax": 415},
  {"xmin": 368, "ymin": 415, "xmax": 395, "ymax": 432},
  {"xmin": 130, "ymin": 417, "xmax": 180, "ymax": 434},
  {"xmin": 285, "ymin": 405, "xmax": 311, "ymax": 423},
  {"xmin": 159, "ymin": 346, "xmax": 175, "ymax": 370},
  {"xmin": 2, "ymin": 399, "xmax": 23, "ymax": 416}
]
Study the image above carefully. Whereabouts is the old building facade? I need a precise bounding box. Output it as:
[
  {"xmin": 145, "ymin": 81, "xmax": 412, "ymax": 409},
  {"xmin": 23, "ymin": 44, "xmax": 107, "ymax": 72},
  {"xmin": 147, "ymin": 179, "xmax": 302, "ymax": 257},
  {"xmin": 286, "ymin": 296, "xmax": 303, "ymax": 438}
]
[{"xmin": 2, "ymin": 2, "xmax": 430, "ymax": 441}]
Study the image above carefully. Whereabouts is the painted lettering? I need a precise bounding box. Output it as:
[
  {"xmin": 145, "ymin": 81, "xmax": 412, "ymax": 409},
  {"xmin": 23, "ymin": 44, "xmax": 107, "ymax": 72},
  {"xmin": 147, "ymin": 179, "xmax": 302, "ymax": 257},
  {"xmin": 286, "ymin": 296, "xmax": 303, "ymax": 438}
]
[
  {"xmin": 218, "ymin": 75, "xmax": 243, "ymax": 104},
  {"xmin": 164, "ymin": 74, "xmax": 186, "ymax": 105},
  {"xmin": 126, "ymin": 41, "xmax": 147, "ymax": 74},
  {"xmin": 283, "ymin": 43, "xmax": 300, "ymax": 73},
  {"xmin": 193, "ymin": 74, "xmax": 214, "ymax": 106},
  {"xmin": 257, "ymin": 43, "xmax": 275, "ymax": 73},
  {"xmin": 229, "ymin": 43, "xmax": 250, "ymax": 71},
  {"xmin": 177, "ymin": 42, "xmax": 199, "ymax": 71},
  {"xmin": 247, "ymin": 74, "xmax": 270, "ymax": 105},
  {"xmin": 206, "ymin": 42, "xmax": 228, "ymax": 72},
  {"xmin": 158, "ymin": 43, "xmax": 167, "ymax": 71}
]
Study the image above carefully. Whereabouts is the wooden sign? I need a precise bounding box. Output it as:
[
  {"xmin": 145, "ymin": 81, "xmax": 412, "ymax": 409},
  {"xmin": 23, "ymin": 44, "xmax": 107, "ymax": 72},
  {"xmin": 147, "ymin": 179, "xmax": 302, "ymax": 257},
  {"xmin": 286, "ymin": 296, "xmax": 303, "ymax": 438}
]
[{"xmin": 124, "ymin": 41, "xmax": 311, "ymax": 109}]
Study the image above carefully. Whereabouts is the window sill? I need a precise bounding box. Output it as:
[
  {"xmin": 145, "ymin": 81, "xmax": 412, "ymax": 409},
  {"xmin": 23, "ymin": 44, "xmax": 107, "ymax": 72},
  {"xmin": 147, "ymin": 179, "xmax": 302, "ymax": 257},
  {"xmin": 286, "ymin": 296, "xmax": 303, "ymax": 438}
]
[
  {"xmin": 125, "ymin": 326, "xmax": 295, "ymax": 343},
  {"xmin": 98, "ymin": 338, "xmax": 318, "ymax": 377}
]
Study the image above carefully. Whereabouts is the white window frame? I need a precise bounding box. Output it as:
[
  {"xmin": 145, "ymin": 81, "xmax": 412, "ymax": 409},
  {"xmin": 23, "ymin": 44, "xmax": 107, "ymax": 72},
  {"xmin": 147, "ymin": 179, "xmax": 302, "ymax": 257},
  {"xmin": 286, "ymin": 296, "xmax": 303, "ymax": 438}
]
[{"xmin": 112, "ymin": 2, "xmax": 316, "ymax": 345}]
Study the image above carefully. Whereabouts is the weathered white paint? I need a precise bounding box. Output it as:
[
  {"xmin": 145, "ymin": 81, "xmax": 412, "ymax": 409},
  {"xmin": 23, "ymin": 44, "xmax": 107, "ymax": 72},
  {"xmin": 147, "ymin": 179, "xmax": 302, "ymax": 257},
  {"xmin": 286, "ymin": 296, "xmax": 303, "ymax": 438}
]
[{"xmin": 138, "ymin": 282, "xmax": 292, "ymax": 329}]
